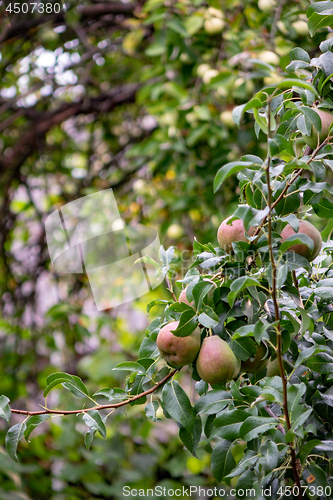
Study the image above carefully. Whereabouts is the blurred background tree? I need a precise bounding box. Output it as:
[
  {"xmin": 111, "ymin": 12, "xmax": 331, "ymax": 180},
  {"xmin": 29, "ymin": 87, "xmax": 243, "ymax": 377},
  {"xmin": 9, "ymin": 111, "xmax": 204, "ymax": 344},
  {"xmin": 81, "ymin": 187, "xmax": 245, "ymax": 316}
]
[{"xmin": 0, "ymin": 0, "xmax": 327, "ymax": 498}]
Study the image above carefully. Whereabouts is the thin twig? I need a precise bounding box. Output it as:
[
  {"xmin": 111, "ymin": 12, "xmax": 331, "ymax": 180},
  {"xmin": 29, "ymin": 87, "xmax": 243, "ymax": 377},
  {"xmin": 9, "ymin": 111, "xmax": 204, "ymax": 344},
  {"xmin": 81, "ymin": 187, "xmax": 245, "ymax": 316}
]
[{"xmin": 264, "ymin": 405, "xmax": 285, "ymax": 434}]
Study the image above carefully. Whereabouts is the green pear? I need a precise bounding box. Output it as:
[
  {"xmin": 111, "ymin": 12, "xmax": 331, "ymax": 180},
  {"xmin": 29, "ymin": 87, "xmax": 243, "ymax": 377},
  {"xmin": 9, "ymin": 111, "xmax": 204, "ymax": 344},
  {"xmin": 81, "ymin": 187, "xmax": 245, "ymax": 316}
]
[
  {"xmin": 266, "ymin": 357, "xmax": 294, "ymax": 377},
  {"xmin": 241, "ymin": 342, "xmax": 270, "ymax": 374}
]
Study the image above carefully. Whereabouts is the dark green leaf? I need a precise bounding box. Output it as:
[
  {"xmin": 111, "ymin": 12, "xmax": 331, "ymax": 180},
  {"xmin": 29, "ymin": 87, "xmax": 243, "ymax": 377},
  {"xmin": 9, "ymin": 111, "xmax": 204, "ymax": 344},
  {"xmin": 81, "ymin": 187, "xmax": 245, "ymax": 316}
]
[
  {"xmin": 211, "ymin": 440, "xmax": 236, "ymax": 482},
  {"xmin": 5, "ymin": 422, "xmax": 27, "ymax": 462},
  {"xmin": 239, "ymin": 417, "xmax": 278, "ymax": 441},
  {"xmin": 162, "ymin": 380, "xmax": 195, "ymax": 432},
  {"xmin": 24, "ymin": 415, "xmax": 52, "ymax": 441},
  {"xmin": 171, "ymin": 309, "xmax": 198, "ymax": 337},
  {"xmin": 214, "ymin": 161, "xmax": 254, "ymax": 192},
  {"xmin": 82, "ymin": 410, "xmax": 106, "ymax": 438}
]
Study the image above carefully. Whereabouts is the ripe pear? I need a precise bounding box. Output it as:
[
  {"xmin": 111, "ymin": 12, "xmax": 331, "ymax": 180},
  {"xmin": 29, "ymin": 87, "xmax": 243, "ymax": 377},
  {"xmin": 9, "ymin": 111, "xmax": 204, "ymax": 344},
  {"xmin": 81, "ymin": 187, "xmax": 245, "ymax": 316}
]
[
  {"xmin": 196, "ymin": 336, "xmax": 241, "ymax": 384},
  {"xmin": 303, "ymin": 108, "xmax": 333, "ymax": 149},
  {"xmin": 179, "ymin": 288, "xmax": 194, "ymax": 307},
  {"xmin": 156, "ymin": 321, "xmax": 201, "ymax": 369},
  {"xmin": 241, "ymin": 342, "xmax": 270, "ymax": 374},
  {"xmin": 281, "ymin": 220, "xmax": 322, "ymax": 262},
  {"xmin": 217, "ymin": 216, "xmax": 256, "ymax": 253}
]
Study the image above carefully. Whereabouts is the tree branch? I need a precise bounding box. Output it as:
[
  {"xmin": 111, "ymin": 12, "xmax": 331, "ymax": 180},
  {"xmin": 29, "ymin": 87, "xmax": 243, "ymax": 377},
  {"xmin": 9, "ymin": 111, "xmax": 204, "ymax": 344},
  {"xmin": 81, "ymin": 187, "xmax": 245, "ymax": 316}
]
[{"xmin": 11, "ymin": 369, "xmax": 178, "ymax": 416}]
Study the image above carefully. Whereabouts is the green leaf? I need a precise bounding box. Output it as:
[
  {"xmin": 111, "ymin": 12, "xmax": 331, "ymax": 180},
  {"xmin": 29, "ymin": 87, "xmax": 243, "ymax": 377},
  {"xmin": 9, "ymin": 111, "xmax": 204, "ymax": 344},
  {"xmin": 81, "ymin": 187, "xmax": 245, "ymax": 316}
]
[
  {"xmin": 134, "ymin": 255, "xmax": 161, "ymax": 271},
  {"xmin": 275, "ymin": 79, "xmax": 318, "ymax": 97},
  {"xmin": 232, "ymin": 97, "xmax": 263, "ymax": 126},
  {"xmin": 82, "ymin": 410, "xmax": 106, "ymax": 438},
  {"xmin": 146, "ymin": 299, "xmax": 170, "ymax": 313},
  {"xmin": 112, "ymin": 362, "xmax": 146, "ymax": 373},
  {"xmin": 168, "ymin": 18, "xmax": 188, "ymax": 37},
  {"xmin": 85, "ymin": 428, "xmax": 96, "ymax": 450},
  {"xmin": 291, "ymin": 407, "xmax": 312, "ymax": 431},
  {"xmin": 162, "ymin": 380, "xmax": 195, "ymax": 432},
  {"xmin": 314, "ymin": 439, "xmax": 333, "ymax": 451},
  {"xmin": 299, "ymin": 439, "xmax": 321, "ymax": 463},
  {"xmin": 214, "ymin": 161, "xmax": 254, "ymax": 192},
  {"xmin": 194, "ymin": 390, "xmax": 231, "ymax": 415},
  {"xmin": 228, "ymin": 276, "xmax": 261, "ymax": 307},
  {"xmin": 321, "ymin": 218, "xmax": 333, "ymax": 240},
  {"xmin": 279, "ymin": 233, "xmax": 314, "ymax": 255},
  {"xmin": 24, "ymin": 415, "xmax": 52, "ymax": 441},
  {"xmin": 192, "ymin": 281, "xmax": 214, "ymax": 310},
  {"xmin": 44, "ymin": 373, "xmax": 89, "ymax": 398},
  {"xmin": 313, "ymin": 198, "xmax": 333, "ymax": 218},
  {"xmin": 308, "ymin": 10, "xmax": 333, "ymax": 37},
  {"xmin": 139, "ymin": 338, "xmax": 159, "ymax": 359},
  {"xmin": 288, "ymin": 47, "xmax": 310, "ymax": 62},
  {"xmin": 179, "ymin": 415, "xmax": 202, "ymax": 455},
  {"xmin": 5, "ymin": 422, "xmax": 27, "ymax": 462},
  {"xmin": 225, "ymin": 450, "xmax": 258, "ymax": 478},
  {"xmin": 211, "ymin": 440, "xmax": 236, "ymax": 482},
  {"xmin": 239, "ymin": 417, "xmax": 278, "ymax": 441},
  {"xmin": 144, "ymin": 400, "xmax": 159, "ymax": 421},
  {"xmin": 198, "ymin": 305, "xmax": 219, "ymax": 328},
  {"xmin": 306, "ymin": 353, "xmax": 333, "ymax": 373},
  {"xmin": 259, "ymin": 440, "xmax": 278, "ymax": 471},
  {"xmin": 231, "ymin": 337, "xmax": 257, "ymax": 362},
  {"xmin": 62, "ymin": 375, "xmax": 89, "ymax": 398},
  {"xmin": 315, "ymin": 287, "xmax": 333, "ymax": 301},
  {"xmin": 299, "ymin": 106, "xmax": 322, "ymax": 133},
  {"xmin": 214, "ymin": 410, "xmax": 250, "ymax": 440},
  {"xmin": 268, "ymin": 134, "xmax": 289, "ymax": 156},
  {"xmin": 93, "ymin": 387, "xmax": 127, "ymax": 401},
  {"xmin": 171, "ymin": 309, "xmax": 198, "ymax": 337},
  {"xmin": 307, "ymin": 463, "xmax": 330, "ymax": 487},
  {"xmin": 0, "ymin": 396, "xmax": 11, "ymax": 423},
  {"xmin": 296, "ymin": 346, "xmax": 330, "ymax": 367}
]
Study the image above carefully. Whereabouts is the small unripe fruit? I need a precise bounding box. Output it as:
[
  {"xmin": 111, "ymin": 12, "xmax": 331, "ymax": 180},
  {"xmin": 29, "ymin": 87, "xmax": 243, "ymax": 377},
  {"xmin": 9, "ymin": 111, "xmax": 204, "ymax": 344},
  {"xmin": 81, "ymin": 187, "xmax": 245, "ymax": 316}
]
[
  {"xmin": 266, "ymin": 357, "xmax": 294, "ymax": 377},
  {"xmin": 196, "ymin": 336, "xmax": 241, "ymax": 384},
  {"xmin": 196, "ymin": 64, "xmax": 211, "ymax": 77},
  {"xmin": 257, "ymin": 50, "xmax": 280, "ymax": 66},
  {"xmin": 204, "ymin": 18, "xmax": 225, "ymax": 35},
  {"xmin": 207, "ymin": 7, "xmax": 224, "ymax": 19},
  {"xmin": 241, "ymin": 343, "xmax": 270, "ymax": 374},
  {"xmin": 156, "ymin": 321, "xmax": 201, "ymax": 369},
  {"xmin": 220, "ymin": 110, "xmax": 235, "ymax": 128},
  {"xmin": 292, "ymin": 20, "xmax": 308, "ymax": 36},
  {"xmin": 258, "ymin": 0, "xmax": 276, "ymax": 12},
  {"xmin": 167, "ymin": 223, "xmax": 184, "ymax": 239},
  {"xmin": 202, "ymin": 69, "xmax": 219, "ymax": 84},
  {"xmin": 281, "ymin": 220, "xmax": 322, "ymax": 262},
  {"xmin": 217, "ymin": 216, "xmax": 256, "ymax": 253},
  {"xmin": 303, "ymin": 108, "xmax": 333, "ymax": 149}
]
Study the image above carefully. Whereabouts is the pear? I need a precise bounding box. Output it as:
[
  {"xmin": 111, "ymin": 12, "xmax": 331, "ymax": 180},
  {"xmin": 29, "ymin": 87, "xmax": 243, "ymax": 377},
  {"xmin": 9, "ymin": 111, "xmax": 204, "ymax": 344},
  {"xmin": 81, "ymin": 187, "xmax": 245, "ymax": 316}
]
[
  {"xmin": 281, "ymin": 220, "xmax": 322, "ymax": 262},
  {"xmin": 156, "ymin": 321, "xmax": 201, "ymax": 369},
  {"xmin": 217, "ymin": 216, "xmax": 256, "ymax": 253},
  {"xmin": 196, "ymin": 336, "xmax": 240, "ymax": 384}
]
